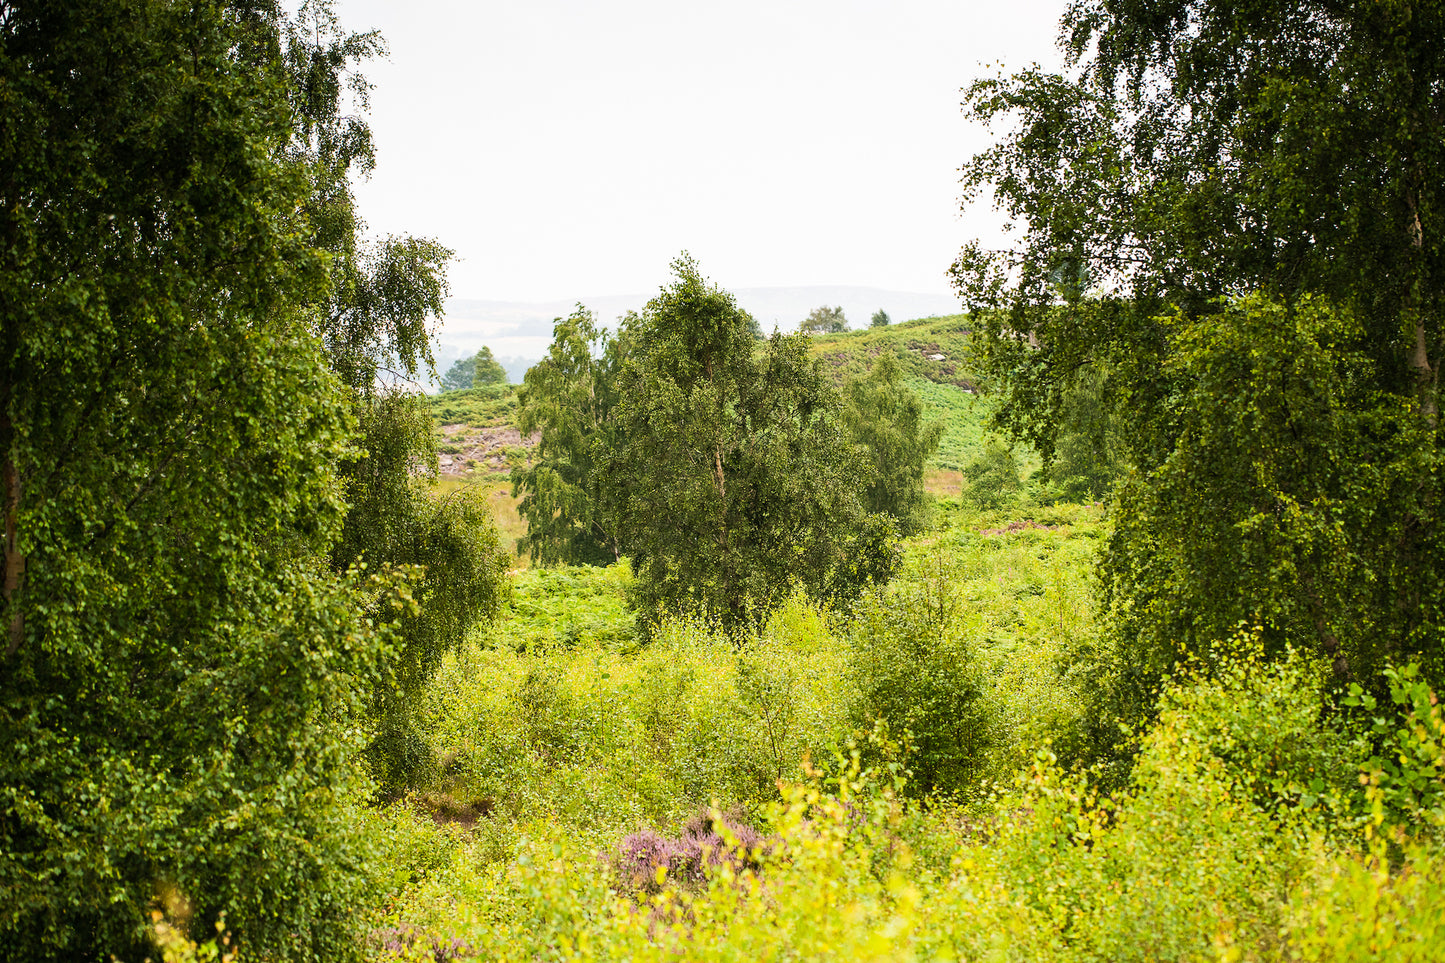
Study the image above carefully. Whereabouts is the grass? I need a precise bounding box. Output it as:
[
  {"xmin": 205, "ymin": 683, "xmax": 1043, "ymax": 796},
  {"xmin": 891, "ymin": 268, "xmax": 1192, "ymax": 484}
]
[
  {"xmin": 431, "ymin": 474, "xmax": 530, "ymax": 567},
  {"xmin": 429, "ymin": 384, "xmax": 520, "ymax": 428},
  {"xmin": 805, "ymin": 314, "xmax": 978, "ymax": 389}
]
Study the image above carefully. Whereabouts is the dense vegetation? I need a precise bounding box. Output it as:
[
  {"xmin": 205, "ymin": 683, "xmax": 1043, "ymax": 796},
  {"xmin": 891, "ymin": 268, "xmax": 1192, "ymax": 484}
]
[
  {"xmin": 3, "ymin": 0, "xmax": 1444, "ymax": 960},
  {"xmin": 953, "ymin": 0, "xmax": 1445, "ymax": 758},
  {"xmin": 1, "ymin": 1, "xmax": 504, "ymax": 958}
]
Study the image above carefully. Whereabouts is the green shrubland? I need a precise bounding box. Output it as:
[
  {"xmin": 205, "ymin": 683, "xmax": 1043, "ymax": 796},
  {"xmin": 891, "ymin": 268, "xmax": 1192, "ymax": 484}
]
[
  {"xmin": 11, "ymin": 0, "xmax": 1445, "ymax": 957},
  {"xmin": 350, "ymin": 502, "xmax": 1445, "ymax": 962}
]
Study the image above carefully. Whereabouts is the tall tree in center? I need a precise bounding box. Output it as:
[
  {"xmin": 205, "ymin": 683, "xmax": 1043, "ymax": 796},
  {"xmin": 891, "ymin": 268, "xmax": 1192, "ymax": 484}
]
[{"xmin": 610, "ymin": 258, "xmax": 897, "ymax": 629}]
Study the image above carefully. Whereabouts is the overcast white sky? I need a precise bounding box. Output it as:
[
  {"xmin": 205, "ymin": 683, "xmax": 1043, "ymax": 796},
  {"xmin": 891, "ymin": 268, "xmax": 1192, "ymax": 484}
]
[{"xmin": 338, "ymin": 0, "xmax": 1070, "ymax": 305}]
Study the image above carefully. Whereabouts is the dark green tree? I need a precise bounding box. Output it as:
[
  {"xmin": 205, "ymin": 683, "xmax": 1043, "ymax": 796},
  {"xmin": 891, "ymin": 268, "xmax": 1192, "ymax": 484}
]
[
  {"xmin": 473, "ymin": 345, "xmax": 509, "ymax": 385},
  {"xmin": 0, "ymin": 1, "xmax": 398, "ymax": 958},
  {"xmin": 870, "ymin": 309, "xmax": 891, "ymax": 328},
  {"xmin": 278, "ymin": 1, "xmax": 508, "ymax": 792},
  {"xmin": 610, "ymin": 258, "xmax": 897, "ymax": 629},
  {"xmin": 439, "ymin": 352, "xmax": 479, "ymax": 391},
  {"xmin": 801, "ymin": 305, "xmax": 848, "ymax": 334},
  {"xmin": 953, "ymin": 0, "xmax": 1445, "ymax": 747},
  {"xmin": 512, "ymin": 308, "xmax": 629, "ymax": 566},
  {"xmin": 842, "ymin": 352, "xmax": 943, "ymax": 533}
]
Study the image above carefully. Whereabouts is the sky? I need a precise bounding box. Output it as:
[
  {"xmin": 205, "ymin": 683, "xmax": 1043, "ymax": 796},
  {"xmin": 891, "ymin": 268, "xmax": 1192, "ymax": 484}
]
[{"xmin": 337, "ymin": 0, "xmax": 1072, "ymax": 309}]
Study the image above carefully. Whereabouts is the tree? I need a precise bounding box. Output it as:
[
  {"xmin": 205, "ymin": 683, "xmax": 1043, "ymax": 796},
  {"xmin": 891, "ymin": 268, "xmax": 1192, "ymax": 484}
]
[
  {"xmin": 439, "ymin": 346, "xmax": 507, "ymax": 391},
  {"xmin": 440, "ymin": 351, "xmax": 479, "ymax": 391},
  {"xmin": 953, "ymin": 0, "xmax": 1445, "ymax": 744},
  {"xmin": 961, "ymin": 438, "xmax": 1023, "ymax": 511},
  {"xmin": 0, "ymin": 1, "xmax": 397, "ymax": 958},
  {"xmin": 1035, "ymin": 364, "xmax": 1125, "ymax": 503},
  {"xmin": 327, "ymin": 393, "xmax": 507, "ymax": 792},
  {"xmin": 609, "ymin": 258, "xmax": 897, "ymax": 629},
  {"xmin": 870, "ymin": 309, "xmax": 891, "ymax": 328},
  {"xmin": 473, "ymin": 345, "xmax": 509, "ymax": 385},
  {"xmin": 801, "ymin": 305, "xmax": 848, "ymax": 334},
  {"xmin": 278, "ymin": 1, "xmax": 509, "ymax": 791},
  {"xmin": 842, "ymin": 352, "xmax": 943, "ymax": 533},
  {"xmin": 512, "ymin": 308, "xmax": 629, "ymax": 566}
]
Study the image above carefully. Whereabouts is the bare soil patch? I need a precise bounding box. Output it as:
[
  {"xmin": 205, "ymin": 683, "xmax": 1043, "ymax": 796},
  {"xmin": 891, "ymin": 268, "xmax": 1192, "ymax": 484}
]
[{"xmin": 436, "ymin": 424, "xmax": 538, "ymax": 476}]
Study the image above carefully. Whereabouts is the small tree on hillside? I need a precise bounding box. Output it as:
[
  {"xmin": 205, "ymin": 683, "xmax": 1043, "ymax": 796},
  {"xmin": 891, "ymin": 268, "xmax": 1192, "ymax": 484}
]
[
  {"xmin": 870, "ymin": 309, "xmax": 891, "ymax": 328},
  {"xmin": 473, "ymin": 345, "xmax": 509, "ymax": 385},
  {"xmin": 439, "ymin": 352, "xmax": 478, "ymax": 391},
  {"xmin": 801, "ymin": 305, "xmax": 848, "ymax": 334},
  {"xmin": 843, "ymin": 352, "xmax": 943, "ymax": 534}
]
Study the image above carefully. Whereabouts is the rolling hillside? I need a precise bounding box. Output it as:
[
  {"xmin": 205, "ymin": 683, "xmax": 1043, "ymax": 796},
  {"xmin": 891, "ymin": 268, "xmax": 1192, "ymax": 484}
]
[{"xmin": 426, "ymin": 312, "xmax": 1003, "ymax": 481}]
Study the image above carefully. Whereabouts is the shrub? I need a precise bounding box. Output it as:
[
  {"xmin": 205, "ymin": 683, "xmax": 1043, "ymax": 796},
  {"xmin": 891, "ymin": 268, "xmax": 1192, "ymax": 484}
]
[
  {"xmin": 961, "ymin": 437, "xmax": 1022, "ymax": 510},
  {"xmin": 609, "ymin": 807, "xmax": 767, "ymax": 898},
  {"xmin": 847, "ymin": 572, "xmax": 992, "ymax": 796}
]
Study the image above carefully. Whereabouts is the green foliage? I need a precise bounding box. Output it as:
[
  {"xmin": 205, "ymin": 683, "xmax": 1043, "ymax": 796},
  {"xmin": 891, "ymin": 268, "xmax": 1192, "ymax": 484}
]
[
  {"xmin": 1034, "ymin": 363, "xmax": 1125, "ymax": 502},
  {"xmin": 276, "ymin": 0, "xmax": 511, "ymax": 795},
  {"xmin": 512, "ymin": 307, "xmax": 629, "ymax": 566},
  {"xmin": 1096, "ymin": 296, "xmax": 1435, "ymax": 751},
  {"xmin": 334, "ymin": 429, "xmax": 509, "ymax": 791},
  {"xmin": 801, "ymin": 304, "xmax": 848, "ymax": 334},
  {"xmin": 428, "ymin": 383, "xmax": 519, "ymax": 428},
  {"xmin": 1345, "ymin": 663, "xmax": 1445, "ymax": 839},
  {"xmin": 953, "ymin": 0, "xmax": 1445, "ymax": 724},
  {"xmin": 0, "ymin": 2, "xmax": 402, "ymax": 957},
  {"xmin": 962, "ymin": 437, "xmax": 1023, "ymax": 510},
  {"xmin": 399, "ymin": 507, "xmax": 1102, "ymax": 850},
  {"xmin": 610, "ymin": 258, "xmax": 898, "ymax": 628},
  {"xmin": 282, "ymin": 0, "xmax": 449, "ymax": 397},
  {"xmin": 473, "ymin": 345, "xmax": 509, "ymax": 386},
  {"xmin": 841, "ymin": 353, "xmax": 943, "ymax": 534},
  {"xmin": 482, "ymin": 563, "xmax": 636, "ymax": 652},
  {"xmin": 804, "ymin": 314, "xmax": 976, "ymax": 389},
  {"xmin": 423, "ymin": 600, "xmax": 854, "ymax": 835},
  {"xmin": 869, "ymin": 309, "xmax": 890, "ymax": 328},
  {"xmin": 905, "ymin": 378, "xmax": 992, "ymax": 472},
  {"xmin": 440, "ymin": 346, "xmax": 509, "ymax": 391},
  {"xmin": 848, "ymin": 573, "xmax": 992, "ymax": 796},
  {"xmin": 439, "ymin": 353, "xmax": 479, "ymax": 392},
  {"xmin": 382, "ymin": 633, "xmax": 1445, "ymax": 962}
]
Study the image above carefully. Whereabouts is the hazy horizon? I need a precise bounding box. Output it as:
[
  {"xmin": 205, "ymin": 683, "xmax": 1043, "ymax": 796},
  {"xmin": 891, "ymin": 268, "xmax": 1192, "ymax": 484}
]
[{"xmin": 337, "ymin": 0, "xmax": 1070, "ymax": 304}]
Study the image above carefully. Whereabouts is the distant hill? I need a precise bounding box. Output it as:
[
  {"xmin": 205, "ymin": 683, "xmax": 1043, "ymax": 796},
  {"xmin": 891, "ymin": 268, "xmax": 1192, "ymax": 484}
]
[
  {"xmin": 803, "ymin": 314, "xmax": 993, "ymax": 473},
  {"xmin": 427, "ymin": 286, "xmax": 964, "ymax": 388},
  {"xmin": 802, "ymin": 313, "xmax": 976, "ymax": 389}
]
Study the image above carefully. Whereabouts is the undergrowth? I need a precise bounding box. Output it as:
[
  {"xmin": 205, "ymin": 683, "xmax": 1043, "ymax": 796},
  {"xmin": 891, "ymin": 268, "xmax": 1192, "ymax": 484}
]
[{"xmin": 272, "ymin": 499, "xmax": 1445, "ymax": 962}]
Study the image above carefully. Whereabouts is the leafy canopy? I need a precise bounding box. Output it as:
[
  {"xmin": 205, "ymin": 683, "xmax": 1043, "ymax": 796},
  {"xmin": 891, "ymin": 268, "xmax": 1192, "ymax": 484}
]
[
  {"xmin": 0, "ymin": 1, "xmax": 405, "ymax": 958},
  {"xmin": 801, "ymin": 305, "xmax": 848, "ymax": 334},
  {"xmin": 513, "ymin": 308, "xmax": 630, "ymax": 567},
  {"xmin": 609, "ymin": 258, "xmax": 897, "ymax": 629},
  {"xmin": 953, "ymin": 0, "xmax": 1445, "ymax": 747},
  {"xmin": 281, "ymin": 0, "xmax": 509, "ymax": 792}
]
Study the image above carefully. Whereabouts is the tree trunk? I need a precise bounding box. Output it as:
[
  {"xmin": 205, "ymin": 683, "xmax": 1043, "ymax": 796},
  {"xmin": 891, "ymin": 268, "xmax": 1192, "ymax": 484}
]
[
  {"xmin": 2, "ymin": 407, "xmax": 23, "ymax": 660},
  {"xmin": 1407, "ymin": 189, "xmax": 1437, "ymax": 424}
]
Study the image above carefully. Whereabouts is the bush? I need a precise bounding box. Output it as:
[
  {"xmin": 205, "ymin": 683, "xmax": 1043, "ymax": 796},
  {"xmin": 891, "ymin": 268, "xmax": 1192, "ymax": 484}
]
[
  {"xmin": 847, "ymin": 571, "xmax": 992, "ymax": 797},
  {"xmin": 961, "ymin": 437, "xmax": 1023, "ymax": 510}
]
